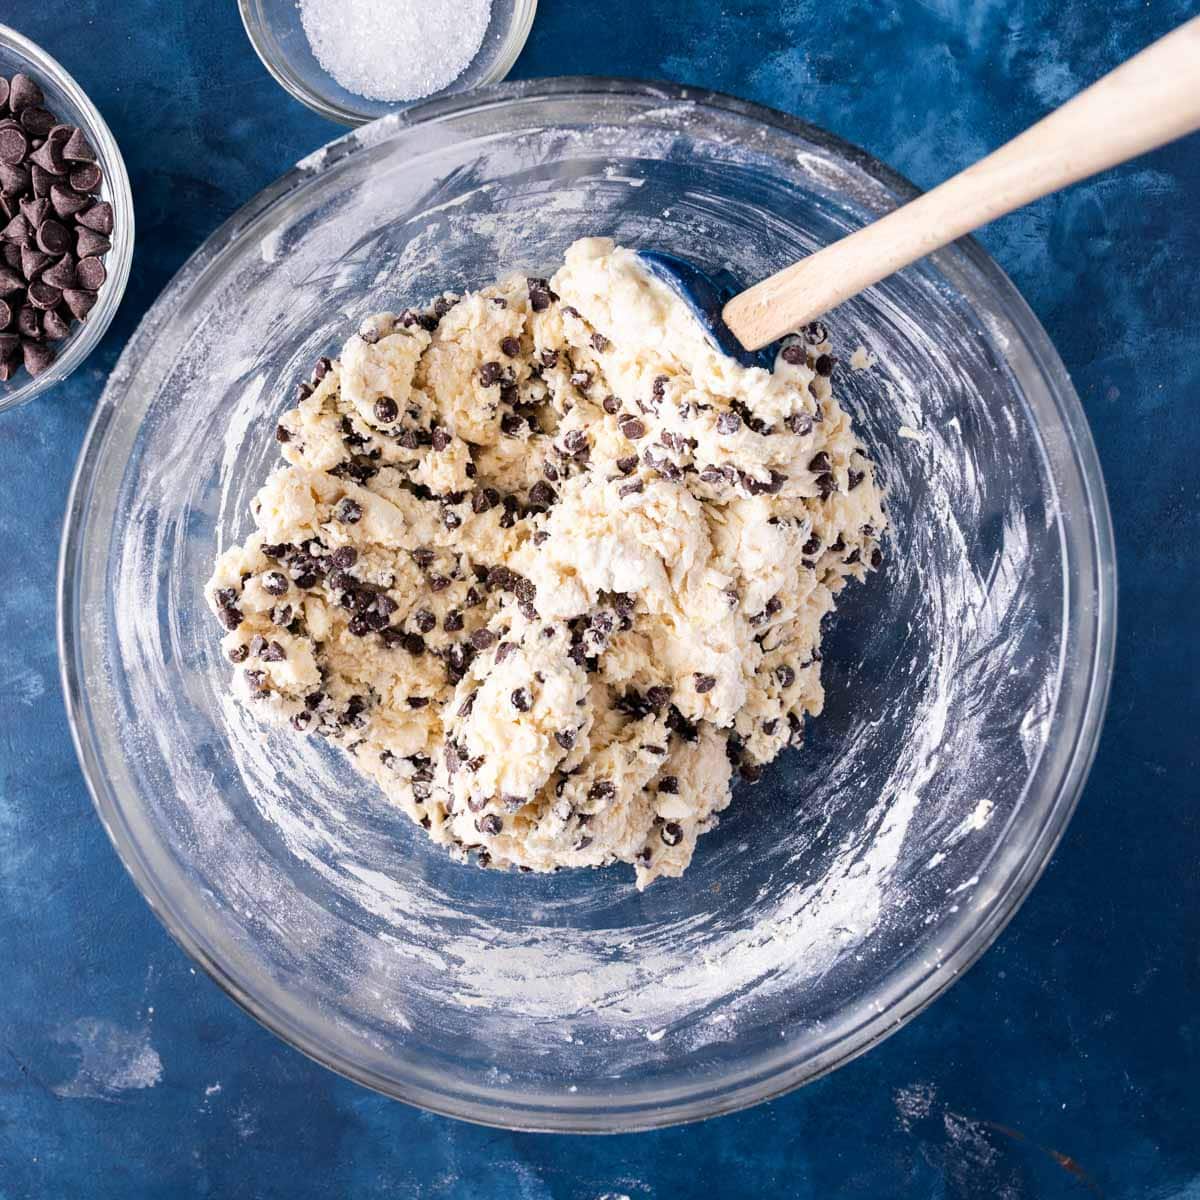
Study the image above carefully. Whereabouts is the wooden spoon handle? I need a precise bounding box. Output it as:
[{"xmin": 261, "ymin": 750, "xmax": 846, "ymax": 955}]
[{"xmin": 723, "ymin": 16, "xmax": 1200, "ymax": 351}]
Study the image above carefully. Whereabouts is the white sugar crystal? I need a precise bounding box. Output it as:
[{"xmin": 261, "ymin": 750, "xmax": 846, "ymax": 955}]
[{"xmin": 299, "ymin": 0, "xmax": 493, "ymax": 103}]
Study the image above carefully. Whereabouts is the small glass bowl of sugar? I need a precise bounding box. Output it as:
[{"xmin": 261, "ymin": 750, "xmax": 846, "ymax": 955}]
[{"xmin": 239, "ymin": 0, "xmax": 537, "ymax": 125}]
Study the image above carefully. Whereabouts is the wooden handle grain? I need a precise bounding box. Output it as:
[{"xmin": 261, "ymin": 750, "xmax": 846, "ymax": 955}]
[{"xmin": 723, "ymin": 16, "xmax": 1200, "ymax": 351}]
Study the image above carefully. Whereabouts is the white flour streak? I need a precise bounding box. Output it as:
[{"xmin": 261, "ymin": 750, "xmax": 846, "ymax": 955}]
[{"xmin": 51, "ymin": 1018, "xmax": 163, "ymax": 1101}]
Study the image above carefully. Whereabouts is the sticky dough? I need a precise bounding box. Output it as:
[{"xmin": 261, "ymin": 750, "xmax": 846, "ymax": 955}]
[{"xmin": 207, "ymin": 238, "xmax": 887, "ymax": 887}]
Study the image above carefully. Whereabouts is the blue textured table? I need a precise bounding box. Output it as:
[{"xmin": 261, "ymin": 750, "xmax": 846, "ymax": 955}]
[{"xmin": 1, "ymin": 1, "xmax": 1197, "ymax": 1196}]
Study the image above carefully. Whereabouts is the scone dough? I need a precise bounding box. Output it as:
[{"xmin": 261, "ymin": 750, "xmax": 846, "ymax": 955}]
[{"xmin": 207, "ymin": 238, "xmax": 886, "ymax": 887}]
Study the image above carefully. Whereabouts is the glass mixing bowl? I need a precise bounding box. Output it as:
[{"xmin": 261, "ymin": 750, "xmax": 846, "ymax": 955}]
[{"xmin": 58, "ymin": 79, "xmax": 1115, "ymax": 1131}]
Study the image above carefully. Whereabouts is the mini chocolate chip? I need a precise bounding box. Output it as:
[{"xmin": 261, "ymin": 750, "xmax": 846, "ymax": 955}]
[
  {"xmin": 741, "ymin": 762, "xmax": 764, "ymax": 783},
  {"xmin": 26, "ymin": 279, "xmax": 60, "ymax": 309},
  {"xmin": 845, "ymin": 548, "xmax": 861, "ymax": 564},
  {"xmin": 49, "ymin": 182, "xmax": 88, "ymax": 219},
  {"xmin": 618, "ymin": 479, "xmax": 643, "ymax": 498},
  {"xmin": 815, "ymin": 353, "xmax": 835, "ymax": 376},
  {"xmin": 555, "ymin": 729, "xmax": 576, "ymax": 751},
  {"xmin": 443, "ymin": 609, "xmax": 464, "ymax": 632},
  {"xmin": 616, "ymin": 455, "xmax": 639, "ymax": 475},
  {"xmin": 479, "ymin": 361, "xmax": 503, "ymax": 386},
  {"xmin": 330, "ymin": 546, "xmax": 357, "ymax": 569},
  {"xmin": 263, "ymin": 572, "xmax": 288, "ymax": 596},
  {"xmin": 228, "ymin": 644, "xmax": 249, "ymax": 664},
  {"xmin": 618, "ymin": 415, "xmax": 645, "ymax": 440},
  {"xmin": 636, "ymin": 847, "xmax": 653, "ymax": 866},
  {"xmin": 61, "ymin": 127, "xmax": 95, "ymax": 162},
  {"xmin": 816, "ymin": 472, "xmax": 837, "ymax": 499},
  {"xmin": 804, "ymin": 320, "xmax": 828, "ymax": 345},
  {"xmin": 589, "ymin": 781, "xmax": 615, "ymax": 802},
  {"xmin": 511, "ymin": 687, "xmax": 531, "ymax": 712},
  {"xmin": 694, "ymin": 674, "xmax": 716, "ymax": 694},
  {"xmin": 780, "ymin": 343, "xmax": 805, "ymax": 365},
  {"xmin": 500, "ymin": 336, "xmax": 520, "ymax": 357},
  {"xmin": 495, "ymin": 641, "xmax": 516, "ymax": 663},
  {"xmin": 802, "ymin": 535, "xmax": 821, "ymax": 556},
  {"xmin": 646, "ymin": 686, "xmax": 671, "ymax": 708},
  {"xmin": 470, "ymin": 628, "xmax": 497, "ymax": 650},
  {"xmin": 402, "ymin": 633, "xmax": 426, "ymax": 656},
  {"xmin": 528, "ymin": 480, "xmax": 556, "ymax": 507},
  {"xmin": 429, "ymin": 575, "xmax": 451, "ymax": 593},
  {"xmin": 406, "ymin": 696, "xmax": 429, "ymax": 709},
  {"xmin": 848, "ymin": 469, "xmax": 865, "ymax": 490},
  {"xmin": 717, "ymin": 411, "xmax": 741, "ymax": 434},
  {"xmin": 414, "ymin": 609, "xmax": 436, "ymax": 634},
  {"xmin": 374, "ymin": 396, "xmax": 398, "ymax": 424},
  {"xmin": 41, "ymin": 254, "xmax": 77, "ymax": 290},
  {"xmin": 500, "ymin": 412, "xmax": 525, "ymax": 436},
  {"xmin": 443, "ymin": 510, "xmax": 462, "ymax": 531},
  {"xmin": 478, "ymin": 813, "xmax": 503, "ymax": 836},
  {"xmin": 661, "ymin": 822, "xmax": 683, "ymax": 846},
  {"xmin": 658, "ymin": 775, "xmax": 679, "ymax": 794},
  {"xmin": 776, "ymin": 665, "xmax": 796, "ymax": 688},
  {"xmin": 262, "ymin": 641, "xmax": 286, "ymax": 662},
  {"xmin": 871, "ymin": 547, "xmax": 883, "ymax": 568},
  {"xmin": 808, "ymin": 451, "xmax": 831, "ymax": 473}
]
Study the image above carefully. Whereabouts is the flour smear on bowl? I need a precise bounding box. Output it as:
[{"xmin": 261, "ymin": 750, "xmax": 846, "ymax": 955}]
[{"xmin": 298, "ymin": 0, "xmax": 492, "ymax": 102}]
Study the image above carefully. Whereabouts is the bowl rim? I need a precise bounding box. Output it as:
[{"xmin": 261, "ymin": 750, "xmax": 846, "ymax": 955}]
[
  {"xmin": 237, "ymin": 0, "xmax": 539, "ymax": 127},
  {"xmin": 57, "ymin": 76, "xmax": 1117, "ymax": 1132},
  {"xmin": 0, "ymin": 22, "xmax": 135, "ymax": 415}
]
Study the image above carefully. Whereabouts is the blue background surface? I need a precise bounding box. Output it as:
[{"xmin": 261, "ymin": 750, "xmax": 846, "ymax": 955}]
[{"xmin": 0, "ymin": 1, "xmax": 1197, "ymax": 1196}]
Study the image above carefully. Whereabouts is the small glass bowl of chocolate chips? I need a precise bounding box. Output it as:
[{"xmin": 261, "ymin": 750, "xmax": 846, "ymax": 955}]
[{"xmin": 0, "ymin": 25, "xmax": 132, "ymax": 413}]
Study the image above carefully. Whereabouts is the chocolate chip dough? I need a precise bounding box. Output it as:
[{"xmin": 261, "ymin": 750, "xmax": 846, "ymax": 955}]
[{"xmin": 207, "ymin": 238, "xmax": 886, "ymax": 887}]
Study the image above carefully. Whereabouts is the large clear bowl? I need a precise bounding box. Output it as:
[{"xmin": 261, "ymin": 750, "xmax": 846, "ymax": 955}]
[{"xmin": 58, "ymin": 79, "xmax": 1115, "ymax": 1132}]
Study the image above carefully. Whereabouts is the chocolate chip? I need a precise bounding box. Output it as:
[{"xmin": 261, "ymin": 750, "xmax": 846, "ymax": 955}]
[
  {"xmin": 776, "ymin": 665, "xmax": 796, "ymax": 688},
  {"xmin": 413, "ymin": 609, "xmax": 436, "ymax": 634},
  {"xmin": 74, "ymin": 256, "xmax": 106, "ymax": 290},
  {"xmin": 848, "ymin": 469, "xmax": 865, "ymax": 490},
  {"xmin": 470, "ymin": 628, "xmax": 497, "ymax": 650},
  {"xmin": 528, "ymin": 479, "xmax": 556, "ymax": 507},
  {"xmin": 29, "ymin": 139, "xmax": 66, "ymax": 177},
  {"xmin": 0, "ymin": 126, "xmax": 27, "ymax": 166},
  {"xmin": 29, "ymin": 164, "xmax": 52, "ymax": 198},
  {"xmin": 411, "ymin": 547, "xmax": 435, "ymax": 569},
  {"xmin": 336, "ymin": 498, "xmax": 362, "ymax": 523},
  {"xmin": 618, "ymin": 415, "xmax": 645, "ymax": 440},
  {"xmin": 33, "ymin": 218, "xmax": 68, "ymax": 256},
  {"xmin": 780, "ymin": 342, "xmax": 805, "ymax": 365},
  {"xmin": 554, "ymin": 729, "xmax": 576, "ymax": 752},
  {"xmin": 787, "ymin": 412, "xmax": 814, "ymax": 436},
  {"xmin": 42, "ymin": 309, "xmax": 69, "ymax": 340},
  {"xmin": 478, "ymin": 813, "xmax": 503, "ymax": 836},
  {"xmin": 478, "ymin": 361, "xmax": 503, "ymax": 386},
  {"xmin": 499, "ymin": 412, "xmax": 525, "ymax": 436},
  {"xmin": 373, "ymin": 396, "xmax": 398, "ymax": 424},
  {"xmin": 61, "ymin": 127, "xmax": 95, "ymax": 162},
  {"xmin": 613, "ymin": 455, "xmax": 637, "ymax": 475},
  {"xmin": 8, "ymin": 74, "xmax": 44, "ymax": 115},
  {"xmin": 49, "ymin": 183, "xmax": 88, "ymax": 219},
  {"xmin": 499, "ymin": 336, "xmax": 520, "ymax": 358},
  {"xmin": 589, "ymin": 781, "xmax": 615, "ymax": 802},
  {"xmin": 60, "ymin": 287, "xmax": 95, "ymax": 320},
  {"xmin": 0, "ymin": 270, "xmax": 18, "ymax": 302},
  {"xmin": 26, "ymin": 279, "xmax": 59, "ymax": 309},
  {"xmin": 401, "ymin": 633, "xmax": 426, "ymax": 656},
  {"xmin": 68, "ymin": 162, "xmax": 102, "ymax": 194},
  {"xmin": 443, "ymin": 509, "xmax": 462, "ymax": 531},
  {"xmin": 618, "ymin": 479, "xmax": 643, "ymax": 498},
  {"xmin": 262, "ymin": 641, "xmax": 286, "ymax": 662},
  {"xmin": 717, "ymin": 411, "xmax": 741, "ymax": 434},
  {"xmin": 263, "ymin": 571, "xmax": 289, "ymax": 596},
  {"xmin": 694, "ymin": 673, "xmax": 716, "ymax": 694},
  {"xmin": 1, "ymin": 212, "xmax": 31, "ymax": 244},
  {"xmin": 511, "ymin": 687, "xmax": 531, "ymax": 712},
  {"xmin": 804, "ymin": 320, "xmax": 828, "ymax": 345},
  {"xmin": 808, "ymin": 452, "xmax": 831, "ymax": 473},
  {"xmin": 16, "ymin": 306, "xmax": 39, "ymax": 338},
  {"xmin": 76, "ymin": 200, "xmax": 112, "ymax": 235},
  {"xmin": 41, "ymin": 254, "xmax": 76, "ymax": 289},
  {"xmin": 816, "ymin": 472, "xmax": 837, "ymax": 499},
  {"xmin": 814, "ymin": 353, "xmax": 835, "ymax": 377},
  {"xmin": 429, "ymin": 575, "xmax": 451, "ymax": 593},
  {"xmin": 661, "ymin": 821, "xmax": 683, "ymax": 846},
  {"xmin": 590, "ymin": 331, "xmax": 609, "ymax": 352}
]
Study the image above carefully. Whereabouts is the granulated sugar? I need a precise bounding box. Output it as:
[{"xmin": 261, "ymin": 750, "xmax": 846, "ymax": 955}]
[{"xmin": 299, "ymin": 0, "xmax": 493, "ymax": 102}]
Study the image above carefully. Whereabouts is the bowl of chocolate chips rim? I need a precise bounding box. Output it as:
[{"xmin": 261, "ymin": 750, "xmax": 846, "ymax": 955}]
[{"xmin": 0, "ymin": 24, "xmax": 133, "ymax": 413}]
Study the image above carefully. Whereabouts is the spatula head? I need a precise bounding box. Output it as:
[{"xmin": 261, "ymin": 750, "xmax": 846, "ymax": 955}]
[{"xmin": 637, "ymin": 249, "xmax": 777, "ymax": 370}]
